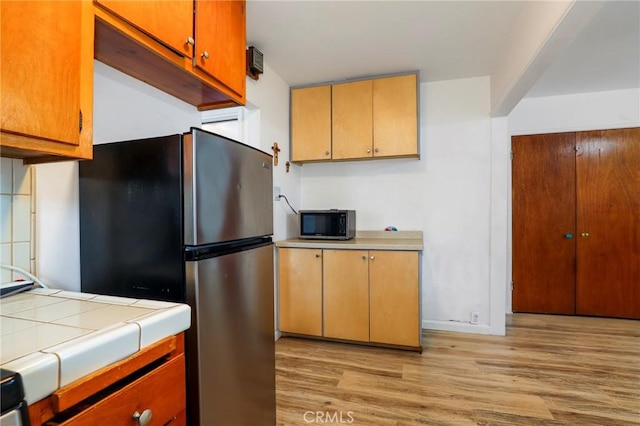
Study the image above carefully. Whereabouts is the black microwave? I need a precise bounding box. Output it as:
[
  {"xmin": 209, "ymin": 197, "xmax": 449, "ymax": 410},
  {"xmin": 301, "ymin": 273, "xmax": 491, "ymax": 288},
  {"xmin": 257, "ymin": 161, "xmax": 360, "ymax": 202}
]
[{"xmin": 299, "ymin": 210, "xmax": 356, "ymax": 240}]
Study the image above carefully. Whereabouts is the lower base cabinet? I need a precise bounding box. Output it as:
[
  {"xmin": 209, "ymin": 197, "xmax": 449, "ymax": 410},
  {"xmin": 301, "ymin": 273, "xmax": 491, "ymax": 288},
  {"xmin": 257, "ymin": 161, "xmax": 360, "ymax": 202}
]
[
  {"xmin": 29, "ymin": 334, "xmax": 186, "ymax": 426},
  {"xmin": 278, "ymin": 248, "xmax": 421, "ymax": 350}
]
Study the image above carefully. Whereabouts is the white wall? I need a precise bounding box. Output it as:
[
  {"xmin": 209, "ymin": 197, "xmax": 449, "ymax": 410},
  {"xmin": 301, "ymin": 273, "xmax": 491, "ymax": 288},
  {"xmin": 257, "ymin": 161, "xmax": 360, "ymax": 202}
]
[
  {"xmin": 503, "ymin": 87, "xmax": 640, "ymax": 313},
  {"xmin": 246, "ymin": 64, "xmax": 300, "ymax": 242},
  {"xmin": 300, "ymin": 76, "xmax": 500, "ymax": 334}
]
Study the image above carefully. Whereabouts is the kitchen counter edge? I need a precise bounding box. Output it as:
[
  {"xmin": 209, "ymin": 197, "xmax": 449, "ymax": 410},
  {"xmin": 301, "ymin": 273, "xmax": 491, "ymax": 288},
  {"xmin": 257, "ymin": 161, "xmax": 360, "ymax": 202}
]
[{"xmin": 275, "ymin": 231, "xmax": 424, "ymax": 251}]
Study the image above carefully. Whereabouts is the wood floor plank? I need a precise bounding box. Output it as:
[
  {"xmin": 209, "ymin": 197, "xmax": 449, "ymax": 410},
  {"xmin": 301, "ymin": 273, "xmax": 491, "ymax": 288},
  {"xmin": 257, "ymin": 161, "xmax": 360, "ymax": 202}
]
[{"xmin": 276, "ymin": 314, "xmax": 640, "ymax": 425}]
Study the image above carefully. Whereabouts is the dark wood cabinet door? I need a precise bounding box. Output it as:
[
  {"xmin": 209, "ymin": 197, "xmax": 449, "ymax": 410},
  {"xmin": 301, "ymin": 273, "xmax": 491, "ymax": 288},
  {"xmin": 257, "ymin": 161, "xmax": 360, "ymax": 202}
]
[
  {"xmin": 512, "ymin": 133, "xmax": 577, "ymax": 314},
  {"xmin": 576, "ymin": 128, "xmax": 640, "ymax": 319}
]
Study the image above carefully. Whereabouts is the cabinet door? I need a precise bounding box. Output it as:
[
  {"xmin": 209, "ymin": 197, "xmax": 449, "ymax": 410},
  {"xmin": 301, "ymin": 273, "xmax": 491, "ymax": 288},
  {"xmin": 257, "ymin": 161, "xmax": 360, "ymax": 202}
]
[
  {"xmin": 323, "ymin": 250, "xmax": 369, "ymax": 342},
  {"xmin": 291, "ymin": 86, "xmax": 332, "ymax": 162},
  {"xmin": 332, "ymin": 80, "xmax": 373, "ymax": 160},
  {"xmin": 95, "ymin": 0, "xmax": 193, "ymax": 57},
  {"xmin": 278, "ymin": 248, "xmax": 323, "ymax": 336},
  {"xmin": 369, "ymin": 251, "xmax": 420, "ymax": 347},
  {"xmin": 373, "ymin": 74, "xmax": 418, "ymax": 157},
  {"xmin": 195, "ymin": 0, "xmax": 246, "ymax": 97},
  {"xmin": 1, "ymin": 1, "xmax": 91, "ymax": 156}
]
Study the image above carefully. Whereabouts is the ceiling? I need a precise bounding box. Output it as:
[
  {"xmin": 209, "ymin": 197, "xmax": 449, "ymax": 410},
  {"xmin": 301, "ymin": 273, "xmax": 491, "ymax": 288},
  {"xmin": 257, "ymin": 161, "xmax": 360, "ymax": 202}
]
[{"xmin": 246, "ymin": 0, "xmax": 639, "ymax": 101}]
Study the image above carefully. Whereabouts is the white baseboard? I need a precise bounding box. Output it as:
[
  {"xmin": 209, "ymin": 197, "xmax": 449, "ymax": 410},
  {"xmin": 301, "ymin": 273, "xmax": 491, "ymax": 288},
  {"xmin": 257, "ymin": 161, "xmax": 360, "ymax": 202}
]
[
  {"xmin": 422, "ymin": 319, "xmax": 493, "ymax": 335},
  {"xmin": 275, "ymin": 330, "xmax": 282, "ymax": 341}
]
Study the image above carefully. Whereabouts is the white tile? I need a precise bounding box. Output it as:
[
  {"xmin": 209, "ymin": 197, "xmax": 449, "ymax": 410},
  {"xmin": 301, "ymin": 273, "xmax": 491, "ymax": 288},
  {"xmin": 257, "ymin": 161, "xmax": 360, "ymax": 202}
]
[
  {"xmin": 1, "ymin": 243, "xmax": 11, "ymax": 284},
  {"xmin": 53, "ymin": 304, "xmax": 153, "ymax": 329},
  {"xmin": 11, "ymin": 242, "xmax": 30, "ymax": 281},
  {"xmin": 12, "ymin": 160, "xmax": 31, "ymax": 195},
  {"xmin": 27, "ymin": 287, "xmax": 61, "ymax": 296},
  {"xmin": 0, "ymin": 195, "xmax": 11, "ymax": 243},
  {"xmin": 128, "ymin": 304, "xmax": 191, "ymax": 349},
  {"xmin": 0, "ymin": 293, "xmax": 65, "ymax": 315},
  {"xmin": 30, "ymin": 213, "xmax": 36, "ymax": 259},
  {"xmin": 5, "ymin": 299, "xmax": 107, "ymax": 323},
  {"xmin": 0, "ymin": 322, "xmax": 91, "ymax": 364},
  {"xmin": 1, "ymin": 352, "xmax": 59, "ymax": 404},
  {"xmin": 51, "ymin": 290, "xmax": 98, "ymax": 300},
  {"xmin": 132, "ymin": 299, "xmax": 181, "ymax": 309},
  {"xmin": 0, "ymin": 158, "xmax": 12, "ymax": 194},
  {"xmin": 0, "ymin": 317, "xmax": 38, "ymax": 335},
  {"xmin": 91, "ymin": 295, "xmax": 139, "ymax": 306},
  {"xmin": 12, "ymin": 195, "xmax": 31, "ymax": 242},
  {"xmin": 43, "ymin": 322, "xmax": 140, "ymax": 387}
]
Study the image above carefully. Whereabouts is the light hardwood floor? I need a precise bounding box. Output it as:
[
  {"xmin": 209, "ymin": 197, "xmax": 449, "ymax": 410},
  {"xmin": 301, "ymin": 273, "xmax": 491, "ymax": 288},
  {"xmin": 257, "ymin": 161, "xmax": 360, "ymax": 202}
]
[{"xmin": 275, "ymin": 314, "xmax": 639, "ymax": 425}]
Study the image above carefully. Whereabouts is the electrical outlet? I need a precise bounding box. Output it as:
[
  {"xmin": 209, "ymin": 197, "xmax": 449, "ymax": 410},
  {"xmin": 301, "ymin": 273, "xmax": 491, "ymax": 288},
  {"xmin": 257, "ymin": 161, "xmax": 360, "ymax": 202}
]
[
  {"xmin": 470, "ymin": 311, "xmax": 480, "ymax": 324},
  {"xmin": 274, "ymin": 186, "xmax": 281, "ymax": 201}
]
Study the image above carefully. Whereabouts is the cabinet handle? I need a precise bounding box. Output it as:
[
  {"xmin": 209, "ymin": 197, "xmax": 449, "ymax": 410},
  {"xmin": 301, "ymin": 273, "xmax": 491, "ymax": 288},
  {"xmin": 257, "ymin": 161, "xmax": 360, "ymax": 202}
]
[
  {"xmin": 362, "ymin": 255, "xmax": 367, "ymax": 261},
  {"xmin": 370, "ymin": 255, "xmax": 375, "ymax": 260},
  {"xmin": 133, "ymin": 409, "xmax": 153, "ymax": 426},
  {"xmin": 315, "ymin": 253, "xmax": 320, "ymax": 258},
  {"xmin": 201, "ymin": 50, "xmax": 210, "ymax": 59},
  {"xmin": 366, "ymin": 149, "xmax": 371, "ymax": 153},
  {"xmin": 581, "ymin": 232, "xmax": 590, "ymax": 237},
  {"xmin": 185, "ymin": 36, "xmax": 195, "ymax": 46},
  {"xmin": 374, "ymin": 148, "xmax": 379, "ymax": 153},
  {"xmin": 325, "ymin": 151, "xmax": 330, "ymax": 156}
]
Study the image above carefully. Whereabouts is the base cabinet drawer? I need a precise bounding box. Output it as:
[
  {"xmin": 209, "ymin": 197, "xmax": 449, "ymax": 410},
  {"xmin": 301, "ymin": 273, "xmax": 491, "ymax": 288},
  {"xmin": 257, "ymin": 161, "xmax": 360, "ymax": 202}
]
[{"xmin": 50, "ymin": 355, "xmax": 186, "ymax": 426}]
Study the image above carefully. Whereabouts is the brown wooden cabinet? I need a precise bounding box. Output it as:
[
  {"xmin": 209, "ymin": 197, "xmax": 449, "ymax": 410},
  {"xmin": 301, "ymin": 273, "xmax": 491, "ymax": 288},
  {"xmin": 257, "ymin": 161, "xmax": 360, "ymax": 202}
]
[
  {"xmin": 278, "ymin": 247, "xmax": 421, "ymax": 350},
  {"xmin": 291, "ymin": 73, "xmax": 419, "ymax": 163},
  {"xmin": 512, "ymin": 127, "xmax": 640, "ymax": 320},
  {"xmin": 28, "ymin": 334, "xmax": 186, "ymax": 426},
  {"xmin": 0, "ymin": 1, "xmax": 94, "ymax": 163},
  {"xmin": 278, "ymin": 248, "xmax": 323, "ymax": 336},
  {"xmin": 94, "ymin": 0, "xmax": 246, "ymax": 109}
]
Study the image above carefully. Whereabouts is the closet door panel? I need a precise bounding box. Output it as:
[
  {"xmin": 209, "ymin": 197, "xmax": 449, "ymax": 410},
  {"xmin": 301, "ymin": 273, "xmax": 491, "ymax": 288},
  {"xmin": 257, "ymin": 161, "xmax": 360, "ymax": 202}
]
[
  {"xmin": 512, "ymin": 133, "xmax": 576, "ymax": 314},
  {"xmin": 576, "ymin": 128, "xmax": 640, "ymax": 319}
]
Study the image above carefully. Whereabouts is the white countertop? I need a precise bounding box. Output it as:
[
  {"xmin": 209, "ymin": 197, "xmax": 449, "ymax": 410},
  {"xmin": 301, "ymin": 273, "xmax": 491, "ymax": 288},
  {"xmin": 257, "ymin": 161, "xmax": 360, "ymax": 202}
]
[
  {"xmin": 275, "ymin": 230, "xmax": 424, "ymax": 251},
  {"xmin": 0, "ymin": 288, "xmax": 191, "ymax": 405}
]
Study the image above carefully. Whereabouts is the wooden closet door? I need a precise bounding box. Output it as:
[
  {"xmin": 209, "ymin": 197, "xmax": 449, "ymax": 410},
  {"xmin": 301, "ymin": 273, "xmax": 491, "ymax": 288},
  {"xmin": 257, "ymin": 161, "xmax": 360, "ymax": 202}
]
[
  {"xmin": 512, "ymin": 133, "xmax": 576, "ymax": 314},
  {"xmin": 576, "ymin": 128, "xmax": 640, "ymax": 319}
]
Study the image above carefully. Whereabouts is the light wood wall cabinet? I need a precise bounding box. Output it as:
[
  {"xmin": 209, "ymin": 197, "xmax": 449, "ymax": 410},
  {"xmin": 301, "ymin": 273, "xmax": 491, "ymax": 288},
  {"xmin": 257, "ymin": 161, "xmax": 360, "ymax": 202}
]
[
  {"xmin": 29, "ymin": 334, "xmax": 186, "ymax": 426},
  {"xmin": 291, "ymin": 86, "xmax": 332, "ymax": 162},
  {"xmin": 0, "ymin": 1, "xmax": 94, "ymax": 163},
  {"xmin": 291, "ymin": 73, "xmax": 419, "ymax": 163},
  {"xmin": 278, "ymin": 248, "xmax": 421, "ymax": 350},
  {"xmin": 279, "ymin": 248, "xmax": 323, "ymax": 336},
  {"xmin": 94, "ymin": 0, "xmax": 246, "ymax": 109}
]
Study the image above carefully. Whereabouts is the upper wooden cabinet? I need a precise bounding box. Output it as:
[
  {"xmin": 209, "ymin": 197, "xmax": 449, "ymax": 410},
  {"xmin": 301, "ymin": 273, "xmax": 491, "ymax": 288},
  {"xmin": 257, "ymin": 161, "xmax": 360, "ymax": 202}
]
[
  {"xmin": 94, "ymin": 0, "xmax": 246, "ymax": 109},
  {"xmin": 95, "ymin": 1, "xmax": 193, "ymax": 57},
  {"xmin": 373, "ymin": 75, "xmax": 419, "ymax": 158},
  {"xmin": 332, "ymin": 80, "xmax": 373, "ymax": 160},
  {"xmin": 291, "ymin": 85, "xmax": 332, "ymax": 162},
  {"xmin": 290, "ymin": 72, "xmax": 419, "ymax": 163},
  {"xmin": 0, "ymin": 1, "xmax": 94, "ymax": 163},
  {"xmin": 195, "ymin": 0, "xmax": 246, "ymax": 98}
]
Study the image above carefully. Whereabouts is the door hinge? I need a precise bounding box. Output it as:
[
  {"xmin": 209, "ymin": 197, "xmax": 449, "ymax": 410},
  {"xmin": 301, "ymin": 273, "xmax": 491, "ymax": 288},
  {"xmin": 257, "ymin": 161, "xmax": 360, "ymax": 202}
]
[
  {"xmin": 510, "ymin": 150, "xmax": 513, "ymax": 160},
  {"xmin": 511, "ymin": 281, "xmax": 514, "ymax": 291},
  {"xmin": 79, "ymin": 109, "xmax": 83, "ymax": 133}
]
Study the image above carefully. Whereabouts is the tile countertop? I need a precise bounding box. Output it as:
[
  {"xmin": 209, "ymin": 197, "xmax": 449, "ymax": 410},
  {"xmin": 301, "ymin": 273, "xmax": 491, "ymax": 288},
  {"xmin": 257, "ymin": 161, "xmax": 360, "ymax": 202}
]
[
  {"xmin": 275, "ymin": 230, "xmax": 424, "ymax": 251},
  {"xmin": 0, "ymin": 288, "xmax": 190, "ymax": 405}
]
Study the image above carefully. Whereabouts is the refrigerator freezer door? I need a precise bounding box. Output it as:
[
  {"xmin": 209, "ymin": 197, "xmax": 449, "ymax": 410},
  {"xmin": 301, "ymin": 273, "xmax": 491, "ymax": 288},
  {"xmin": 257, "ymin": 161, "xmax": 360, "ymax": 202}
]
[
  {"xmin": 183, "ymin": 128, "xmax": 274, "ymax": 245},
  {"xmin": 185, "ymin": 243, "xmax": 275, "ymax": 425}
]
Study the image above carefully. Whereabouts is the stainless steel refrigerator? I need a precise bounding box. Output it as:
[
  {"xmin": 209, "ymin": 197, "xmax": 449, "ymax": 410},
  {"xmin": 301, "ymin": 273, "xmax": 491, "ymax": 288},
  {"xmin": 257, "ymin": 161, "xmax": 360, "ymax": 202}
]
[{"xmin": 79, "ymin": 127, "xmax": 276, "ymax": 425}]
